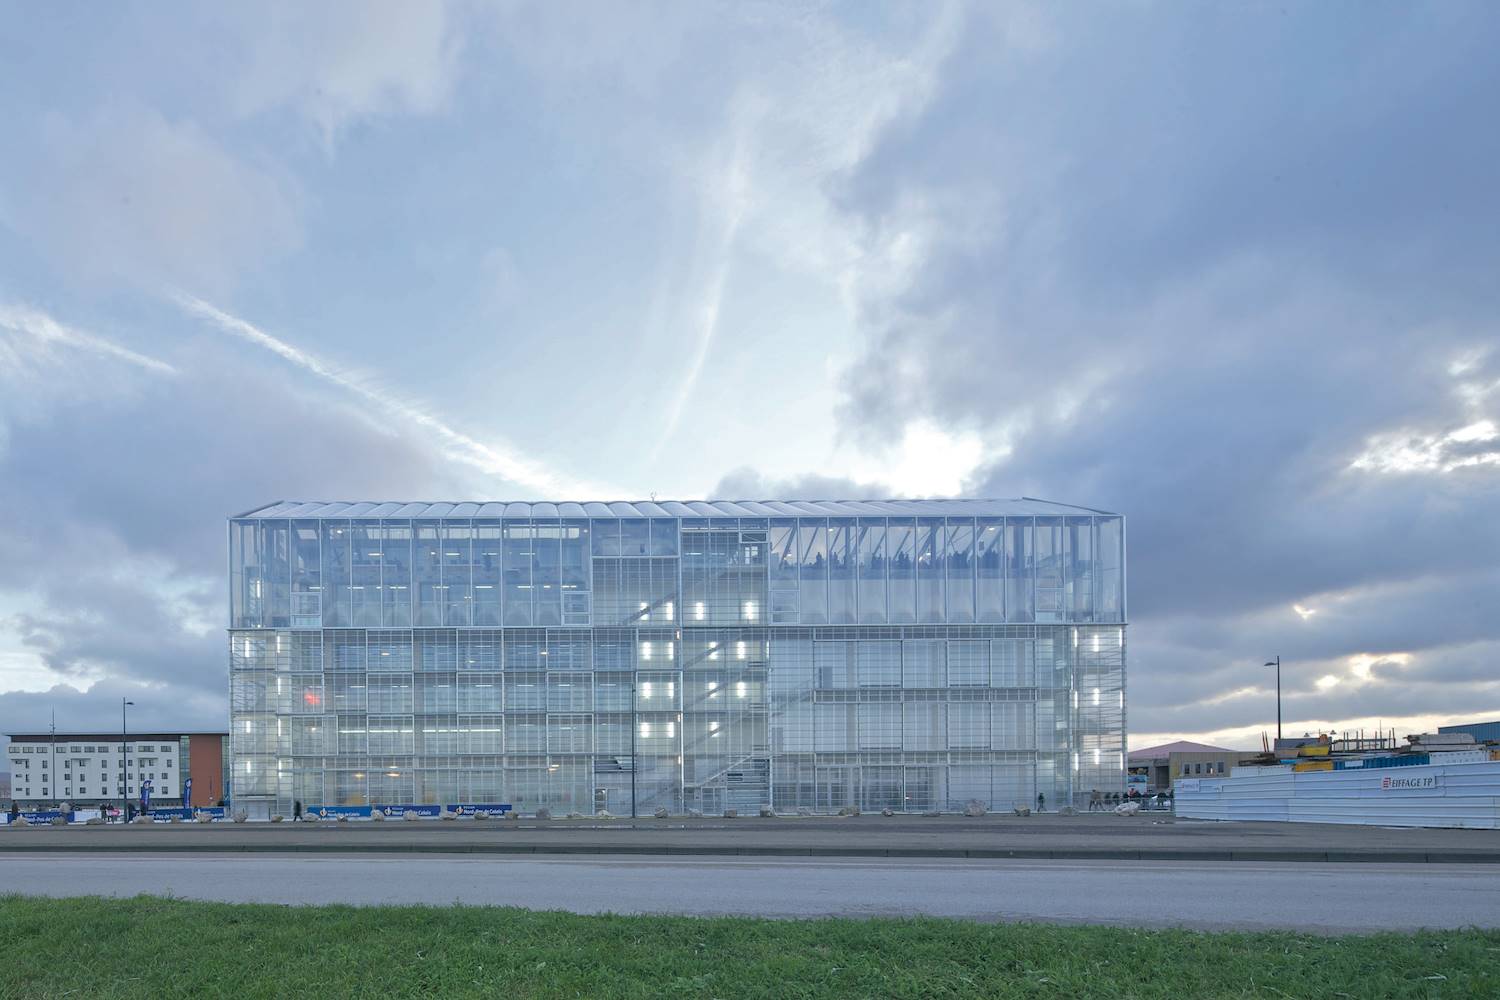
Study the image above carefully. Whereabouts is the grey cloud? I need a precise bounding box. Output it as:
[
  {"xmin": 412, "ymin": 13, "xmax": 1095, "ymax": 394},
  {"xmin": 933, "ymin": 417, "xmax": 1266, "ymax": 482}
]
[
  {"xmin": 826, "ymin": 4, "xmax": 1500, "ymax": 740},
  {"xmin": 0, "ymin": 327, "xmax": 470, "ymax": 733},
  {"xmin": 0, "ymin": 683, "xmax": 227, "ymax": 750}
]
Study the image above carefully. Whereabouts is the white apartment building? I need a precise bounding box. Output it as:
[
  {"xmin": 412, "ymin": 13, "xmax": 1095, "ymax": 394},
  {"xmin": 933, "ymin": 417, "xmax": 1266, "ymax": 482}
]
[{"xmin": 5, "ymin": 734, "xmax": 187, "ymax": 807}]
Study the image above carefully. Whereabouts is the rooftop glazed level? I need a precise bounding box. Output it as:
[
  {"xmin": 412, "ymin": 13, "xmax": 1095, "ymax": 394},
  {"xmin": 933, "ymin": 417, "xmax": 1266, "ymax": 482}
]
[{"xmin": 229, "ymin": 501, "xmax": 1125, "ymax": 630}]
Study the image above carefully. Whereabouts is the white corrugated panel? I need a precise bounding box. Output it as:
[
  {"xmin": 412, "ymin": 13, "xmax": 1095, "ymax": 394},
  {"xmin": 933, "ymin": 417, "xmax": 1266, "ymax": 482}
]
[
  {"xmin": 1430, "ymin": 751, "xmax": 1489, "ymax": 765},
  {"xmin": 1176, "ymin": 760, "xmax": 1500, "ymax": 829}
]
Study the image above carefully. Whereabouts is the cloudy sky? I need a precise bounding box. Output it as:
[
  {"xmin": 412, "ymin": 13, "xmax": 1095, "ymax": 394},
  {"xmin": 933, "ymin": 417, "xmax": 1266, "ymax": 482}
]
[{"xmin": 1, "ymin": 2, "xmax": 1497, "ymax": 754}]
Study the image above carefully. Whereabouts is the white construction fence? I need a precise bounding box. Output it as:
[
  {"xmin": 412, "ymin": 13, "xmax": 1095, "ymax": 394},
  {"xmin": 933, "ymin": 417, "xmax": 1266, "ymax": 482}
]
[{"xmin": 1175, "ymin": 758, "xmax": 1500, "ymax": 829}]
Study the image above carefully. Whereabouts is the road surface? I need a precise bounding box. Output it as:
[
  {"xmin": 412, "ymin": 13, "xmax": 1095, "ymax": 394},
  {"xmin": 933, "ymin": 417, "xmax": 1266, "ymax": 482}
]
[{"xmin": 4, "ymin": 853, "xmax": 1496, "ymax": 932}]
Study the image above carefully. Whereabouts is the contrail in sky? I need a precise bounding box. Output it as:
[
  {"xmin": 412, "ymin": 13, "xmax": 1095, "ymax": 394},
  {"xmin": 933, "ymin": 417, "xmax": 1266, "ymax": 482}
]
[
  {"xmin": 172, "ymin": 291, "xmax": 619, "ymax": 498},
  {"xmin": 0, "ymin": 304, "xmax": 177, "ymax": 376}
]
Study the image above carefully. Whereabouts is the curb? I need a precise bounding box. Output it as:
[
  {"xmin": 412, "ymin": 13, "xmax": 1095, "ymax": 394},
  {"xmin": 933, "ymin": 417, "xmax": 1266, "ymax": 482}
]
[{"xmin": 1, "ymin": 841, "xmax": 1497, "ymax": 864}]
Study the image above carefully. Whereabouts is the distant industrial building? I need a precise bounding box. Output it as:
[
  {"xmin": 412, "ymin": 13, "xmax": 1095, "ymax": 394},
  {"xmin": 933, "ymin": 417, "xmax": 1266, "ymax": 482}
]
[
  {"xmin": 0, "ymin": 771, "xmax": 9, "ymax": 801},
  {"xmin": 1128, "ymin": 741, "xmax": 1248, "ymax": 794},
  {"xmin": 4, "ymin": 733, "xmax": 227, "ymax": 809},
  {"xmin": 1439, "ymin": 720, "xmax": 1500, "ymax": 745}
]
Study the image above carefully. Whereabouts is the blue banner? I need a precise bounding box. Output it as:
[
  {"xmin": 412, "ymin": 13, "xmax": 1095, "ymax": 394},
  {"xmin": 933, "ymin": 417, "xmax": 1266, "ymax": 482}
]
[
  {"xmin": 373, "ymin": 804, "xmax": 441, "ymax": 818},
  {"xmin": 307, "ymin": 805, "xmax": 372, "ymax": 819},
  {"xmin": 448, "ymin": 803, "xmax": 512, "ymax": 815},
  {"xmin": 17, "ymin": 810, "xmax": 72, "ymax": 824},
  {"xmin": 148, "ymin": 807, "xmax": 227, "ymax": 821}
]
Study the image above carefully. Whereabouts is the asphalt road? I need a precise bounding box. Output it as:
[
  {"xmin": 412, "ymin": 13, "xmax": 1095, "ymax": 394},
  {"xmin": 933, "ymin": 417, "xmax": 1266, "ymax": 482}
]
[
  {"xmin": 7, "ymin": 813, "xmax": 1499, "ymax": 863},
  {"xmin": 5, "ymin": 853, "xmax": 1497, "ymax": 932}
]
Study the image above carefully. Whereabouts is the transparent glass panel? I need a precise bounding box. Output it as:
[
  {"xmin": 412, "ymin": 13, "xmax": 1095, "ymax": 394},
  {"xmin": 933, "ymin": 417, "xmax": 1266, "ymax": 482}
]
[
  {"xmin": 442, "ymin": 520, "xmax": 473, "ymax": 626},
  {"xmin": 1067, "ymin": 516, "xmax": 1093, "ymax": 621},
  {"xmin": 322, "ymin": 520, "xmax": 353, "ymax": 627},
  {"xmin": 472, "ymin": 520, "xmax": 502, "ymax": 626},
  {"xmin": 413, "ymin": 520, "xmax": 443, "ymax": 627},
  {"xmin": 886, "ymin": 518, "xmax": 915, "ymax": 623},
  {"xmin": 290, "ymin": 520, "xmax": 321, "ymax": 627},
  {"xmin": 380, "ymin": 521, "xmax": 412, "ymax": 627},
  {"xmin": 976, "ymin": 517, "xmax": 1003, "ymax": 622},
  {"xmin": 230, "ymin": 521, "xmax": 255, "ymax": 628},
  {"xmin": 915, "ymin": 519, "xmax": 944, "ymax": 623},
  {"xmin": 503, "ymin": 521, "xmax": 533, "ymax": 626},
  {"xmin": 621, "ymin": 519, "xmax": 649, "ymax": 557},
  {"xmin": 856, "ymin": 641, "xmax": 900, "ymax": 687},
  {"xmin": 828, "ymin": 519, "xmax": 856, "ymax": 624},
  {"xmin": 533, "ymin": 521, "xmax": 562, "ymax": 627},
  {"xmin": 350, "ymin": 521, "xmax": 382, "ymax": 627},
  {"xmin": 591, "ymin": 519, "xmax": 621, "ymax": 557},
  {"xmin": 560, "ymin": 520, "xmax": 590, "ymax": 612},
  {"xmin": 814, "ymin": 641, "xmax": 853, "ymax": 689},
  {"xmin": 798, "ymin": 519, "xmax": 828, "ymax": 624},
  {"xmin": 902, "ymin": 639, "xmax": 946, "ymax": 687},
  {"xmin": 1096, "ymin": 516, "xmax": 1124, "ymax": 621},
  {"xmin": 649, "ymin": 519, "xmax": 679, "ymax": 556},
  {"xmin": 946, "ymin": 517, "xmax": 976, "ymax": 623},
  {"xmin": 262, "ymin": 520, "xmax": 291, "ymax": 628},
  {"xmin": 1005, "ymin": 518, "xmax": 1034, "ymax": 623},
  {"xmin": 769, "ymin": 520, "xmax": 798, "ymax": 590},
  {"xmin": 1035, "ymin": 517, "xmax": 1066, "ymax": 622},
  {"xmin": 856, "ymin": 519, "xmax": 886, "ymax": 624},
  {"xmin": 948, "ymin": 639, "xmax": 990, "ymax": 686}
]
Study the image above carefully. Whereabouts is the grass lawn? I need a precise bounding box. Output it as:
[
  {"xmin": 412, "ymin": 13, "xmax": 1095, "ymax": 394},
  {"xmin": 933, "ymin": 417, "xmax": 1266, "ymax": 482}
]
[{"xmin": 1, "ymin": 896, "xmax": 1495, "ymax": 999}]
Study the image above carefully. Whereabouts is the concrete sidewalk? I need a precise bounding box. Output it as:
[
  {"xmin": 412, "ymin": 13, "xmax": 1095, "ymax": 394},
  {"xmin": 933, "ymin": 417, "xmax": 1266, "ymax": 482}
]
[{"xmin": 4, "ymin": 813, "xmax": 1499, "ymax": 863}]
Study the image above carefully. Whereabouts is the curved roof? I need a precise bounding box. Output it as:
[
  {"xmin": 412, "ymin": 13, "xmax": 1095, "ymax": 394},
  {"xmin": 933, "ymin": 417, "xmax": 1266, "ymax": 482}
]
[{"xmin": 232, "ymin": 498, "xmax": 1117, "ymax": 519}]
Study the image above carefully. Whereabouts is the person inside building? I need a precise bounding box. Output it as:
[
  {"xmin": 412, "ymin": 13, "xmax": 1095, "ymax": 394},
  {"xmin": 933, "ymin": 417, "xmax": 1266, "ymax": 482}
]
[{"xmin": 1088, "ymin": 788, "xmax": 1102, "ymax": 812}]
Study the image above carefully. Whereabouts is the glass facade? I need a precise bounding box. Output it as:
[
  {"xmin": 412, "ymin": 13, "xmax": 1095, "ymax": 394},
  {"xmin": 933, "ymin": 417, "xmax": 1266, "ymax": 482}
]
[{"xmin": 228, "ymin": 500, "xmax": 1125, "ymax": 817}]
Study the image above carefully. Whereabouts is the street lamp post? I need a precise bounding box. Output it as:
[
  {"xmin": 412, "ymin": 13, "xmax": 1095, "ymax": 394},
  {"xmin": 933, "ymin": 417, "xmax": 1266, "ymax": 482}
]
[
  {"xmin": 1263, "ymin": 657, "xmax": 1282, "ymax": 743},
  {"xmin": 120, "ymin": 699, "xmax": 134, "ymax": 823}
]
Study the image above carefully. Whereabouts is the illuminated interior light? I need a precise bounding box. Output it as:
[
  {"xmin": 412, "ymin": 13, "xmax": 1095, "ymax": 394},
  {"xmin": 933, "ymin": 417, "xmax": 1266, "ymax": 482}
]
[{"xmin": 694, "ymin": 602, "xmax": 706, "ymax": 621}]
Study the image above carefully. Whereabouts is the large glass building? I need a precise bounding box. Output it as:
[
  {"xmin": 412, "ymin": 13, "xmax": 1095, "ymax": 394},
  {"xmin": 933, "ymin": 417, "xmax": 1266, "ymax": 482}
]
[{"xmin": 228, "ymin": 499, "xmax": 1125, "ymax": 818}]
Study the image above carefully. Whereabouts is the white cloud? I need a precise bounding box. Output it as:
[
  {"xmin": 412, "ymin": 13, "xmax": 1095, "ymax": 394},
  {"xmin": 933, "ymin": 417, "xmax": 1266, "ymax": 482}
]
[
  {"xmin": 1350, "ymin": 423, "xmax": 1500, "ymax": 473},
  {"xmin": 226, "ymin": 0, "xmax": 462, "ymax": 146},
  {"xmin": 2, "ymin": 104, "xmax": 302, "ymax": 295},
  {"xmin": 841, "ymin": 419, "xmax": 986, "ymax": 497}
]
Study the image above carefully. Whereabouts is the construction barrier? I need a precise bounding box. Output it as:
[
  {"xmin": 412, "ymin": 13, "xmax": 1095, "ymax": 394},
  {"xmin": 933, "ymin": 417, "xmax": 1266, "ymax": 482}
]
[{"xmin": 1177, "ymin": 759, "xmax": 1500, "ymax": 828}]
